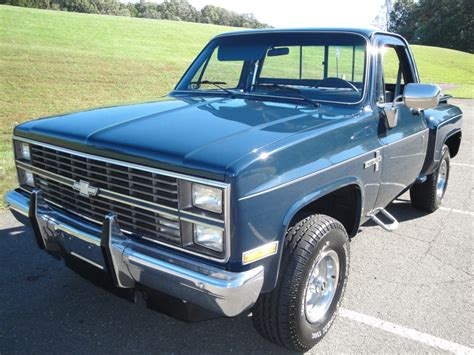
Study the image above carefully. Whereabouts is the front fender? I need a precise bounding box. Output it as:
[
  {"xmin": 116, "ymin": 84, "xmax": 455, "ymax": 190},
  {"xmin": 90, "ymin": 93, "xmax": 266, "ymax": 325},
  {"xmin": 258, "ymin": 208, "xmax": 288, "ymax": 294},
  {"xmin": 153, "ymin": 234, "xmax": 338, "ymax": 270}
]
[{"xmin": 236, "ymin": 175, "xmax": 364, "ymax": 293}]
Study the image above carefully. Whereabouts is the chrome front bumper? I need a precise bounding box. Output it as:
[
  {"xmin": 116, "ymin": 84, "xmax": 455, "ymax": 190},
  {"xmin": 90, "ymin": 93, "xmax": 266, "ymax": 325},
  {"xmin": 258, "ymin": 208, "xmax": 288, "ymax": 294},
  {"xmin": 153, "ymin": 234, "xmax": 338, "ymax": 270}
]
[{"xmin": 5, "ymin": 189, "xmax": 264, "ymax": 317}]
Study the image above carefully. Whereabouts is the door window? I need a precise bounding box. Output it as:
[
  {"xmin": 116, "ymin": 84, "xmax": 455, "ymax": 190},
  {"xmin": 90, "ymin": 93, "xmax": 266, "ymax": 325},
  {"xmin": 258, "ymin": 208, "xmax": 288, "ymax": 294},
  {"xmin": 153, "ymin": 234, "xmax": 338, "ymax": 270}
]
[{"xmin": 376, "ymin": 45, "xmax": 414, "ymax": 103}]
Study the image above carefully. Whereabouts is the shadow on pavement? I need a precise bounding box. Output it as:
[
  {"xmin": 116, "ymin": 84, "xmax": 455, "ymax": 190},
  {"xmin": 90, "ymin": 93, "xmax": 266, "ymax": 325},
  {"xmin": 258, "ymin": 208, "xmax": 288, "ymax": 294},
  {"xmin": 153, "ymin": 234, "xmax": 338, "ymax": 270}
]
[
  {"xmin": 0, "ymin": 221, "xmax": 295, "ymax": 354},
  {"xmin": 361, "ymin": 198, "xmax": 430, "ymax": 229},
  {"xmin": 0, "ymin": 196, "xmax": 435, "ymax": 353},
  {"xmin": 0, "ymin": 197, "xmax": 433, "ymax": 353},
  {"xmin": 0, "ymin": 225, "xmax": 30, "ymax": 238}
]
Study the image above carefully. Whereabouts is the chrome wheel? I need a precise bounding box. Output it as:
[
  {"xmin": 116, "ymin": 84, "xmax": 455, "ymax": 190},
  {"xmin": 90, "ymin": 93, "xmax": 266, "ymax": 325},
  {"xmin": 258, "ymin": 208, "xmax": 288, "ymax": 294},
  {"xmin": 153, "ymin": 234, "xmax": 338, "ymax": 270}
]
[
  {"xmin": 304, "ymin": 250, "xmax": 340, "ymax": 323},
  {"xmin": 436, "ymin": 159, "xmax": 448, "ymax": 200}
]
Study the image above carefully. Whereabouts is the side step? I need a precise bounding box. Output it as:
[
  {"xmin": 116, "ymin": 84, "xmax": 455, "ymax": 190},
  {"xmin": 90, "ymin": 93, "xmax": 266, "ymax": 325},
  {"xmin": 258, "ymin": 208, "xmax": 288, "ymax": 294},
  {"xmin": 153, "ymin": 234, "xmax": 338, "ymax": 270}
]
[{"xmin": 369, "ymin": 208, "xmax": 399, "ymax": 232}]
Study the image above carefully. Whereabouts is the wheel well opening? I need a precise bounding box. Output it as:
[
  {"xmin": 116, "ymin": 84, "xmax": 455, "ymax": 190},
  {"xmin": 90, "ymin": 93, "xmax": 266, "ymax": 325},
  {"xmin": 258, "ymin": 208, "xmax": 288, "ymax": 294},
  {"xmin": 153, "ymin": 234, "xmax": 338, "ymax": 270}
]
[
  {"xmin": 289, "ymin": 185, "xmax": 361, "ymax": 237},
  {"xmin": 445, "ymin": 132, "xmax": 462, "ymax": 158}
]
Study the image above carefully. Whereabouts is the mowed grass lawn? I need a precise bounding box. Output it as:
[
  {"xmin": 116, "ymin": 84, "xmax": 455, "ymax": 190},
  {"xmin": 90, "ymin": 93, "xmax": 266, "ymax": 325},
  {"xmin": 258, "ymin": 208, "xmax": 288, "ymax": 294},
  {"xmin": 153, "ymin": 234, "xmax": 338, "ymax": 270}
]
[
  {"xmin": 0, "ymin": 5, "xmax": 237, "ymax": 207},
  {"xmin": 1, "ymin": 5, "xmax": 473, "ymax": 208}
]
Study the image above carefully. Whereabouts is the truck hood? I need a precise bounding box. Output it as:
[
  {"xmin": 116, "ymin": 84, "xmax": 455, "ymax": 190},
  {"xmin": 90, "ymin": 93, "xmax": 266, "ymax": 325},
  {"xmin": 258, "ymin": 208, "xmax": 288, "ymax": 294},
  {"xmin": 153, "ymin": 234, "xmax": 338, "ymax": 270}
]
[{"xmin": 15, "ymin": 95, "xmax": 361, "ymax": 180}]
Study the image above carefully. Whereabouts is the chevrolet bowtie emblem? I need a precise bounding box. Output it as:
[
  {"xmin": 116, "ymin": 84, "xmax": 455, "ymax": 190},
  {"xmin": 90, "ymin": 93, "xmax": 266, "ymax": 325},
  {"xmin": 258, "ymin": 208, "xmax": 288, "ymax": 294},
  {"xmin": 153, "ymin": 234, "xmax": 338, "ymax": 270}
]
[{"xmin": 73, "ymin": 180, "xmax": 99, "ymax": 197}]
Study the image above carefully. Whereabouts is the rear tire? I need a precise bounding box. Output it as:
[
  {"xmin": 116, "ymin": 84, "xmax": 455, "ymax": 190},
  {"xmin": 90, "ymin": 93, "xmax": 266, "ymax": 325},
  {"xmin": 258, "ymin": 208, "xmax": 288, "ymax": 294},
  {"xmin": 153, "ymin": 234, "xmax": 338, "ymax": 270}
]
[
  {"xmin": 410, "ymin": 145, "xmax": 450, "ymax": 212},
  {"xmin": 252, "ymin": 214, "xmax": 349, "ymax": 352}
]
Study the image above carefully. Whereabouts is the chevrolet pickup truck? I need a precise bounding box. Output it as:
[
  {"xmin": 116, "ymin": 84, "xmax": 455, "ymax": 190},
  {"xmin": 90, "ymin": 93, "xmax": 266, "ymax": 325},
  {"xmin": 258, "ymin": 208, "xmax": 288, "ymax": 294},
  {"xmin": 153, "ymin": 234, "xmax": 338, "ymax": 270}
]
[{"xmin": 6, "ymin": 28, "xmax": 463, "ymax": 351}]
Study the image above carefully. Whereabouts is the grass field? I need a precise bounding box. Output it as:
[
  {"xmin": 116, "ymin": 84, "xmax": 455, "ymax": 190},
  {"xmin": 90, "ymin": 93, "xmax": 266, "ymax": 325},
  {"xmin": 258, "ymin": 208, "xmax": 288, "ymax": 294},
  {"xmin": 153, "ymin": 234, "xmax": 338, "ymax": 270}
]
[{"xmin": 1, "ymin": 5, "xmax": 473, "ymax": 208}]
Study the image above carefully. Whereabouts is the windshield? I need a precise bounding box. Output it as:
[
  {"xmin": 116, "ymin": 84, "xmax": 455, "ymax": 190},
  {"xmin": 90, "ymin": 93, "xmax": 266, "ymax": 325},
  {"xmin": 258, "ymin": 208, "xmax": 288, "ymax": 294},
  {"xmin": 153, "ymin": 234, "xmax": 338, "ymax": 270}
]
[{"xmin": 175, "ymin": 32, "xmax": 368, "ymax": 104}]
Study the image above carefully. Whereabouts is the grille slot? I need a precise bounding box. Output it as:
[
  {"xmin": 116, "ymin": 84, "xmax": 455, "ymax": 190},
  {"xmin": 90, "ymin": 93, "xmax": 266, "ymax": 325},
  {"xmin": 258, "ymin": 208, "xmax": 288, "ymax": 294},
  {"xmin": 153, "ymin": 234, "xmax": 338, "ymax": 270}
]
[{"xmin": 30, "ymin": 144, "xmax": 181, "ymax": 245}]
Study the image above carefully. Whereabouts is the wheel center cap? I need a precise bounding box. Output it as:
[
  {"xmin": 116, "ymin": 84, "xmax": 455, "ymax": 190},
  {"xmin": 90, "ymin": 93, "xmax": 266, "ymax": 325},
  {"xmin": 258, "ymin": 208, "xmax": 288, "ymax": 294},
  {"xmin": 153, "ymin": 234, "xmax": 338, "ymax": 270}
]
[{"xmin": 316, "ymin": 280, "xmax": 327, "ymax": 293}]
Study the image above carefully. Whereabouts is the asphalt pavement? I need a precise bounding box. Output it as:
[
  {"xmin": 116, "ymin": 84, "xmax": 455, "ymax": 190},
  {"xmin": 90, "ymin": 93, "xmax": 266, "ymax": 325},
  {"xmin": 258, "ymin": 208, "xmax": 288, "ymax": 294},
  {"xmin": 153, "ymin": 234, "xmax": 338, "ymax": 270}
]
[{"xmin": 0, "ymin": 99, "xmax": 472, "ymax": 354}]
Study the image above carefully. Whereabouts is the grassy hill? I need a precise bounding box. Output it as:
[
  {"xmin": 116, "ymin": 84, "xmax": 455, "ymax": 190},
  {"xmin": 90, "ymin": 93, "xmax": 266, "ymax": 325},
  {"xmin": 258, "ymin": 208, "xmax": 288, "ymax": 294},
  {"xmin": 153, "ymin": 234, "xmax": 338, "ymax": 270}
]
[{"xmin": 0, "ymin": 5, "xmax": 473, "ymax": 207}]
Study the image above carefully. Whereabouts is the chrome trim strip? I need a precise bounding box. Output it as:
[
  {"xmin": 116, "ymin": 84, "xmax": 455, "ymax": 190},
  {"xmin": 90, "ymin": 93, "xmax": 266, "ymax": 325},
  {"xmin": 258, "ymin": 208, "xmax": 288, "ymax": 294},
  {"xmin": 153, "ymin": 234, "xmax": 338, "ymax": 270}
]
[
  {"xmin": 70, "ymin": 252, "xmax": 104, "ymax": 270},
  {"xmin": 223, "ymin": 183, "xmax": 231, "ymax": 261},
  {"xmin": 14, "ymin": 136, "xmax": 229, "ymax": 188},
  {"xmin": 98, "ymin": 190, "xmax": 178, "ymax": 219},
  {"xmin": 180, "ymin": 217, "xmax": 225, "ymax": 230},
  {"xmin": 180, "ymin": 210, "xmax": 224, "ymax": 224},
  {"xmin": 239, "ymin": 129, "xmax": 429, "ymax": 201},
  {"xmin": 16, "ymin": 159, "xmax": 226, "ymax": 227},
  {"xmin": 17, "ymin": 160, "xmax": 76, "ymax": 186}
]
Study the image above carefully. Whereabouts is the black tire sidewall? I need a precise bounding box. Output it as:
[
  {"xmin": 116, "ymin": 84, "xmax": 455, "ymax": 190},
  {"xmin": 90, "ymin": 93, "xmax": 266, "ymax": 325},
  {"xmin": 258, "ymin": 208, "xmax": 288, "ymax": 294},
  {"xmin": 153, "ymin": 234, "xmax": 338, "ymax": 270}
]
[{"xmin": 294, "ymin": 228, "xmax": 349, "ymax": 346}]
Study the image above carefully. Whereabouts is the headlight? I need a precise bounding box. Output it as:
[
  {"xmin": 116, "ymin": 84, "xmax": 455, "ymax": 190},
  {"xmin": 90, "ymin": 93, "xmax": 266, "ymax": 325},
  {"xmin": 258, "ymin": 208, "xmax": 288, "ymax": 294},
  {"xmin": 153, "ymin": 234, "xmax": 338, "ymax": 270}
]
[
  {"xmin": 18, "ymin": 169, "xmax": 35, "ymax": 187},
  {"xmin": 194, "ymin": 224, "xmax": 224, "ymax": 252},
  {"xmin": 24, "ymin": 171, "xmax": 35, "ymax": 187},
  {"xmin": 192, "ymin": 183, "xmax": 222, "ymax": 214},
  {"xmin": 19, "ymin": 142, "xmax": 31, "ymax": 161}
]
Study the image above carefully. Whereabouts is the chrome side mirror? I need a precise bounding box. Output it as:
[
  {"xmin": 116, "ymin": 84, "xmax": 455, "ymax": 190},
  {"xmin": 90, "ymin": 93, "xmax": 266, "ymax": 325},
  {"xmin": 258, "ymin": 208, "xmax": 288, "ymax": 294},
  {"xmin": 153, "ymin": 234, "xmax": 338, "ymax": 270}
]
[{"xmin": 403, "ymin": 83, "xmax": 442, "ymax": 111}]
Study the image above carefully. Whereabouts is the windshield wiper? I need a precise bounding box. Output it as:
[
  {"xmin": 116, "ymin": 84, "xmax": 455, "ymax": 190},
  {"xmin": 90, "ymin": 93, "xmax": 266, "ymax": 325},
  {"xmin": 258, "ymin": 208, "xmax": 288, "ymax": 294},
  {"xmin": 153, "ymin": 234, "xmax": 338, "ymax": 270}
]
[
  {"xmin": 254, "ymin": 83, "xmax": 320, "ymax": 107},
  {"xmin": 190, "ymin": 80, "xmax": 235, "ymax": 98}
]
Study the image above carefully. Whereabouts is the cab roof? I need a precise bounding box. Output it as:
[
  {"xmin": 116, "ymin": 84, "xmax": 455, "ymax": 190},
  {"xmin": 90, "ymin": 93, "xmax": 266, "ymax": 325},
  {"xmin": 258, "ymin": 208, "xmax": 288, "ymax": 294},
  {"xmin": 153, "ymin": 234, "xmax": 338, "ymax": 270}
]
[{"xmin": 215, "ymin": 27, "xmax": 388, "ymax": 39}]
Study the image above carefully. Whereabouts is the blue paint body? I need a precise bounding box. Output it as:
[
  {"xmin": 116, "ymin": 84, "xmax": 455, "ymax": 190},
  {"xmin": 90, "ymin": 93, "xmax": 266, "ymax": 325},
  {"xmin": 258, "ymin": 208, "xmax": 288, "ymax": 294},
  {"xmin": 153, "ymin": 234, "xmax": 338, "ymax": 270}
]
[{"xmin": 13, "ymin": 29, "xmax": 463, "ymax": 292}]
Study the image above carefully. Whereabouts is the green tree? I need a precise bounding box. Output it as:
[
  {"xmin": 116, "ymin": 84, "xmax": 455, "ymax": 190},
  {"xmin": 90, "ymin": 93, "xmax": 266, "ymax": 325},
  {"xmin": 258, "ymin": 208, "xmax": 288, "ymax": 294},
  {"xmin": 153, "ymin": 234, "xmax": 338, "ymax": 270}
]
[
  {"xmin": 388, "ymin": 0, "xmax": 473, "ymax": 52},
  {"xmin": 388, "ymin": 0, "xmax": 417, "ymax": 38},
  {"xmin": 3, "ymin": 0, "xmax": 270, "ymax": 29}
]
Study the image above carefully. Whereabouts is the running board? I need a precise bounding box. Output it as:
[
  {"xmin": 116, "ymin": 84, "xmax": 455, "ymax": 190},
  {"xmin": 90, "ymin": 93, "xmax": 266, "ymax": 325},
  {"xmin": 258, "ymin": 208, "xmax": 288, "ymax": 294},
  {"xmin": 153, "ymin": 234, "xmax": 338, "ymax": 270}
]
[{"xmin": 369, "ymin": 208, "xmax": 399, "ymax": 232}]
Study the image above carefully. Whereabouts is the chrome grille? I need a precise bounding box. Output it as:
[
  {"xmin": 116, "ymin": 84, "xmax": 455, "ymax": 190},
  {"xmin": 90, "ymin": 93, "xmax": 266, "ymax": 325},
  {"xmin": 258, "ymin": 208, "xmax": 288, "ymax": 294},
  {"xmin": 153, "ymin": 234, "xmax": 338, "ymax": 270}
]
[
  {"xmin": 29, "ymin": 144, "xmax": 181, "ymax": 245},
  {"xmin": 30, "ymin": 145, "xmax": 178, "ymax": 208}
]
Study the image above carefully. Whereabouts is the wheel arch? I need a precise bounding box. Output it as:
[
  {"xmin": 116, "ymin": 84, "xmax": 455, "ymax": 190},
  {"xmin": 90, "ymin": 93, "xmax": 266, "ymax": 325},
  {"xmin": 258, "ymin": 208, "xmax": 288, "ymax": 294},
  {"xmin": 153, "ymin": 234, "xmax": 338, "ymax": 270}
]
[
  {"xmin": 263, "ymin": 178, "xmax": 362, "ymax": 292},
  {"xmin": 444, "ymin": 130, "xmax": 462, "ymax": 158},
  {"xmin": 282, "ymin": 177, "xmax": 363, "ymax": 239}
]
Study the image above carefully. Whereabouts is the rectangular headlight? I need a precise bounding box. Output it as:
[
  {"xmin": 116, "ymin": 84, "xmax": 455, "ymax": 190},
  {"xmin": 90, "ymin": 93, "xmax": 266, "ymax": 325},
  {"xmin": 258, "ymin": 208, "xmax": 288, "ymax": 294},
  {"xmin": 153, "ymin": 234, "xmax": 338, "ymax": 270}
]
[
  {"xmin": 19, "ymin": 142, "xmax": 31, "ymax": 161},
  {"xmin": 18, "ymin": 169, "xmax": 35, "ymax": 187},
  {"xmin": 192, "ymin": 183, "xmax": 223, "ymax": 214},
  {"xmin": 194, "ymin": 224, "xmax": 224, "ymax": 252},
  {"xmin": 25, "ymin": 171, "xmax": 35, "ymax": 187}
]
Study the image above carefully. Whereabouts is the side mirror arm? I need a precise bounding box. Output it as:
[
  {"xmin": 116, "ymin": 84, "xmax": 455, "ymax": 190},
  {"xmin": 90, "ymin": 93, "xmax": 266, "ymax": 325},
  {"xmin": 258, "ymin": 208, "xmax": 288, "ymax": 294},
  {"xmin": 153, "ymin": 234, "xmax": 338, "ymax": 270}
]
[{"xmin": 377, "ymin": 95, "xmax": 403, "ymax": 129}]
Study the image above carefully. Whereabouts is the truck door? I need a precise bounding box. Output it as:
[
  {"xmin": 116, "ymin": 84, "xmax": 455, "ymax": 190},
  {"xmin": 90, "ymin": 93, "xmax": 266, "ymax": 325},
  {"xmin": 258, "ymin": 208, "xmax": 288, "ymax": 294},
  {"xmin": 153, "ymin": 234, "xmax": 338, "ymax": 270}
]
[{"xmin": 373, "ymin": 35, "xmax": 429, "ymax": 209}]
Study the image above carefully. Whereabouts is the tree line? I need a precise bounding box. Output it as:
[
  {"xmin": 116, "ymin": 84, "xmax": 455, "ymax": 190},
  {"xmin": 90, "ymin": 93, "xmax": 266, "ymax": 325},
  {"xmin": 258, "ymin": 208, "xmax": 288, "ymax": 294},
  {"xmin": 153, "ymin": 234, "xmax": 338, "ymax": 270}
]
[
  {"xmin": 0, "ymin": 0, "xmax": 270, "ymax": 28},
  {"xmin": 388, "ymin": 0, "xmax": 472, "ymax": 53}
]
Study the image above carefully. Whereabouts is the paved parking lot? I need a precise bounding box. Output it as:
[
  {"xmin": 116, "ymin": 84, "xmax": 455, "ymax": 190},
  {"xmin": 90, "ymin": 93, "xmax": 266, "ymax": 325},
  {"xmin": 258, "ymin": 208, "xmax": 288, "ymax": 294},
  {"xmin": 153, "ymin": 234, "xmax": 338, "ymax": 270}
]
[{"xmin": 0, "ymin": 99, "xmax": 472, "ymax": 354}]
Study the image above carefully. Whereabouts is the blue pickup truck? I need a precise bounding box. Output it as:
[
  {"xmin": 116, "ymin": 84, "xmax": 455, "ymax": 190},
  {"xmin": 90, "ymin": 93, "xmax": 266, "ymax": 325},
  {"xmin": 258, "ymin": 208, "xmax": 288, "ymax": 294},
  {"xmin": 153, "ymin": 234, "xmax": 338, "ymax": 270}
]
[{"xmin": 6, "ymin": 28, "xmax": 463, "ymax": 351}]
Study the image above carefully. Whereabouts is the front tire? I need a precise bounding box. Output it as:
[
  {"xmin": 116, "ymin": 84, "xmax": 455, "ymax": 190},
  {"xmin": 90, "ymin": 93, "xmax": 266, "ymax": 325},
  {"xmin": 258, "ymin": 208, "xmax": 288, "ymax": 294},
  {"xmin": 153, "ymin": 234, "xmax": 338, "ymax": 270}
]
[
  {"xmin": 252, "ymin": 215, "xmax": 350, "ymax": 352},
  {"xmin": 410, "ymin": 145, "xmax": 450, "ymax": 212}
]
